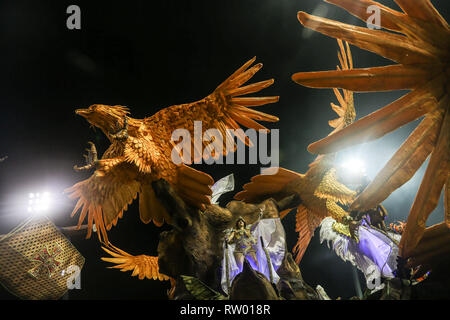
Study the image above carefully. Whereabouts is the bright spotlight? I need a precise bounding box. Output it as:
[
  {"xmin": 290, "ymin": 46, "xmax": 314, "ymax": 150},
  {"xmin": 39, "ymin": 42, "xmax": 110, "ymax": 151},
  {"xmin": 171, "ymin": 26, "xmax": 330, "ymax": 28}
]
[
  {"xmin": 338, "ymin": 157, "xmax": 367, "ymax": 186},
  {"xmin": 27, "ymin": 191, "xmax": 53, "ymax": 215},
  {"xmin": 341, "ymin": 158, "xmax": 366, "ymax": 176}
]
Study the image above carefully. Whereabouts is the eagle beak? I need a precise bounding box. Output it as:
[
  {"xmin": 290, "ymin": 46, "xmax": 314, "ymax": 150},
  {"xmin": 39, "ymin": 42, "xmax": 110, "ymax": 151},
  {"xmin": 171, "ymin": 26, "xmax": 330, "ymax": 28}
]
[{"xmin": 75, "ymin": 108, "xmax": 90, "ymax": 118}]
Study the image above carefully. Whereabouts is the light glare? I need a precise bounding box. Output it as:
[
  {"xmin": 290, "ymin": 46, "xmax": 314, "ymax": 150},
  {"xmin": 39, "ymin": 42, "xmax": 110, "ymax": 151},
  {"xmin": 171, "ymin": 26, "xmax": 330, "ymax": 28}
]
[
  {"xmin": 27, "ymin": 191, "xmax": 53, "ymax": 215},
  {"xmin": 341, "ymin": 158, "xmax": 366, "ymax": 175}
]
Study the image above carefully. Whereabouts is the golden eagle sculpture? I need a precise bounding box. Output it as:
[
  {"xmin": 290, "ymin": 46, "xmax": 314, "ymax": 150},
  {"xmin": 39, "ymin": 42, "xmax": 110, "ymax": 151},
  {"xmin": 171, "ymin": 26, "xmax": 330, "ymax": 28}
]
[
  {"xmin": 291, "ymin": 0, "xmax": 449, "ymax": 260},
  {"xmin": 65, "ymin": 57, "xmax": 279, "ymax": 247},
  {"xmin": 235, "ymin": 40, "xmax": 357, "ymax": 264}
]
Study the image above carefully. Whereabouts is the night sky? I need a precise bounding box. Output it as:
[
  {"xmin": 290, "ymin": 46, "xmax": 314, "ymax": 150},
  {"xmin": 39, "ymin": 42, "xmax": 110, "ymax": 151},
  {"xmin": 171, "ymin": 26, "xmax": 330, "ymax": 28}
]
[{"xmin": 0, "ymin": 0, "xmax": 448, "ymax": 300}]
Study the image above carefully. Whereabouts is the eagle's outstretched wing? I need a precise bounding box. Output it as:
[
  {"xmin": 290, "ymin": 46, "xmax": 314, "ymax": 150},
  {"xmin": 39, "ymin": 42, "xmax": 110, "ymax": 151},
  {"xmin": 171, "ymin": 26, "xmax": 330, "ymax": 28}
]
[
  {"xmin": 292, "ymin": 0, "xmax": 449, "ymax": 257},
  {"xmin": 293, "ymin": 205, "xmax": 324, "ymax": 263},
  {"xmin": 65, "ymin": 161, "xmax": 141, "ymax": 243},
  {"xmin": 101, "ymin": 244, "xmax": 170, "ymax": 281},
  {"xmin": 145, "ymin": 57, "xmax": 279, "ymax": 163}
]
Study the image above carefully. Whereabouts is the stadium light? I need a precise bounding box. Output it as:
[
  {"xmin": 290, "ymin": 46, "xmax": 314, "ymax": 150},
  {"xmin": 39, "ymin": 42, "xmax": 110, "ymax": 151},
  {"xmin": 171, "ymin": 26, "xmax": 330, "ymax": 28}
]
[{"xmin": 27, "ymin": 192, "xmax": 53, "ymax": 215}]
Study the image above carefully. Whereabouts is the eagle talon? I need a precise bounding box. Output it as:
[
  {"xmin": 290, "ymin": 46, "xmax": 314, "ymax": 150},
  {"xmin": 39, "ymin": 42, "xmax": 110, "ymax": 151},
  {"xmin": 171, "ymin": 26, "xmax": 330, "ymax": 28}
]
[
  {"xmin": 110, "ymin": 116, "xmax": 129, "ymax": 141},
  {"xmin": 73, "ymin": 141, "xmax": 99, "ymax": 171}
]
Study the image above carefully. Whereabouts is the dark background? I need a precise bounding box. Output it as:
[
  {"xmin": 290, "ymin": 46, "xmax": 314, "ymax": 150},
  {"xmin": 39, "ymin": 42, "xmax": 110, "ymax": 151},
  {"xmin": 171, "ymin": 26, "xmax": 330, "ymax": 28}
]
[{"xmin": 0, "ymin": 0, "xmax": 448, "ymax": 300}]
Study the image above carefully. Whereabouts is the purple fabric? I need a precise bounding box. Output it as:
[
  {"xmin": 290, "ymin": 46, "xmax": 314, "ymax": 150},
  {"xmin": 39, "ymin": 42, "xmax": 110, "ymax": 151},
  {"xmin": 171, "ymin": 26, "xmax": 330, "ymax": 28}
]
[
  {"xmin": 221, "ymin": 218, "xmax": 286, "ymax": 294},
  {"xmin": 320, "ymin": 217, "xmax": 401, "ymax": 283},
  {"xmin": 351, "ymin": 219, "xmax": 397, "ymax": 277}
]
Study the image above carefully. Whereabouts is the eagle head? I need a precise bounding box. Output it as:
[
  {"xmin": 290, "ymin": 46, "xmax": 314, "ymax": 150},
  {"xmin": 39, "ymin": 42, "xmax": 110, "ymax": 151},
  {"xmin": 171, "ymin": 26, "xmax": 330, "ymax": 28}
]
[{"xmin": 75, "ymin": 104, "xmax": 129, "ymax": 135}]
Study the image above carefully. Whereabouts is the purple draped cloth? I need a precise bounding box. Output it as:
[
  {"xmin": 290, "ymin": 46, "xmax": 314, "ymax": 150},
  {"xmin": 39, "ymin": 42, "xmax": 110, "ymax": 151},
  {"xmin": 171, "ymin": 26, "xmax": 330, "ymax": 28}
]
[
  {"xmin": 221, "ymin": 218, "xmax": 286, "ymax": 294},
  {"xmin": 320, "ymin": 217, "xmax": 401, "ymax": 283}
]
